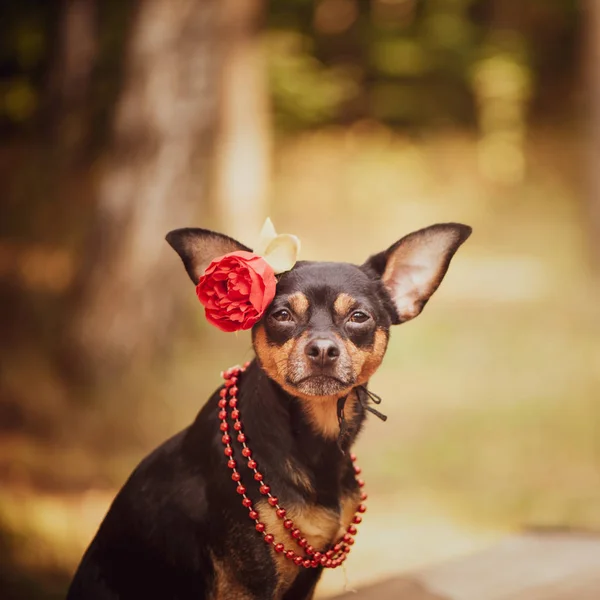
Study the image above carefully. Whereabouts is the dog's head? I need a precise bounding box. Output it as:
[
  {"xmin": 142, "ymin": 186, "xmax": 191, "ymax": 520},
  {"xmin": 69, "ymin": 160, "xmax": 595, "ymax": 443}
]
[{"xmin": 167, "ymin": 223, "xmax": 471, "ymax": 400}]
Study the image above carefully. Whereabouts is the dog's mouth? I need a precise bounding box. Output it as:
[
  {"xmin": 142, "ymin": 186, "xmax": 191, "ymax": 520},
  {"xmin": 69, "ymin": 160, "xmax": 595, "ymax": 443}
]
[{"xmin": 287, "ymin": 374, "xmax": 354, "ymax": 397}]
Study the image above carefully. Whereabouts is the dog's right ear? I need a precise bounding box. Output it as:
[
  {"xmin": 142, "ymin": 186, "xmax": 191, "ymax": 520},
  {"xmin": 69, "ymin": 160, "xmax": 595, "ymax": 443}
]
[{"xmin": 166, "ymin": 228, "xmax": 251, "ymax": 284}]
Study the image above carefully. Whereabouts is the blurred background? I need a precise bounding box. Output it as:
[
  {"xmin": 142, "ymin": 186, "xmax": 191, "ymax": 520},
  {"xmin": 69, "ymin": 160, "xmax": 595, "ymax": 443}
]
[{"xmin": 1, "ymin": 0, "xmax": 599, "ymax": 598}]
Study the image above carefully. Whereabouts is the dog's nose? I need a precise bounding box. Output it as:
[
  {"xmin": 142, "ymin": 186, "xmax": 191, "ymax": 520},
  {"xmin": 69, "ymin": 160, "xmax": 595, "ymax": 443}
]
[{"xmin": 305, "ymin": 338, "xmax": 340, "ymax": 366}]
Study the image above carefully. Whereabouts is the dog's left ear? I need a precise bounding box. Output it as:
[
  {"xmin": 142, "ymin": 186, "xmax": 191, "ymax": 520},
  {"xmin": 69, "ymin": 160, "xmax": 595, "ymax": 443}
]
[
  {"xmin": 364, "ymin": 223, "xmax": 472, "ymax": 323},
  {"xmin": 166, "ymin": 228, "xmax": 251, "ymax": 284}
]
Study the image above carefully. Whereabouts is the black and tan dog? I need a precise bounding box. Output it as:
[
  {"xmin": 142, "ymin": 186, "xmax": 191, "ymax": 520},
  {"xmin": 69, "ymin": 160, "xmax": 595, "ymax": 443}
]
[{"xmin": 67, "ymin": 223, "xmax": 471, "ymax": 600}]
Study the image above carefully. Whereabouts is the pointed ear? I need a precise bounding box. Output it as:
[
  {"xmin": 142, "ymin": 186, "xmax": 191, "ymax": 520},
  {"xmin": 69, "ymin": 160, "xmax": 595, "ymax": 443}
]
[
  {"xmin": 166, "ymin": 228, "xmax": 252, "ymax": 284},
  {"xmin": 363, "ymin": 223, "xmax": 472, "ymax": 323}
]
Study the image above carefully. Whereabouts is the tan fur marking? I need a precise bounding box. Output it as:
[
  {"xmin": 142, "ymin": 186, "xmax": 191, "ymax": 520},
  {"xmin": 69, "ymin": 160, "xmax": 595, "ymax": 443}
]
[
  {"xmin": 285, "ymin": 459, "xmax": 314, "ymax": 495},
  {"xmin": 337, "ymin": 488, "xmax": 362, "ymax": 540},
  {"xmin": 333, "ymin": 293, "xmax": 355, "ymax": 317},
  {"xmin": 256, "ymin": 500, "xmax": 301, "ymax": 597},
  {"xmin": 343, "ymin": 328, "xmax": 388, "ymax": 388},
  {"xmin": 255, "ymin": 328, "xmax": 350, "ymax": 406},
  {"xmin": 254, "ymin": 325, "xmax": 295, "ymax": 386},
  {"xmin": 301, "ymin": 390, "xmax": 358, "ymax": 439},
  {"xmin": 288, "ymin": 292, "xmax": 309, "ymax": 317},
  {"xmin": 254, "ymin": 325, "xmax": 385, "ymax": 439},
  {"xmin": 210, "ymin": 554, "xmax": 255, "ymax": 600},
  {"xmin": 255, "ymin": 488, "xmax": 362, "ymax": 597},
  {"xmin": 257, "ymin": 499, "xmax": 341, "ymax": 553},
  {"xmin": 357, "ymin": 328, "xmax": 388, "ymax": 384}
]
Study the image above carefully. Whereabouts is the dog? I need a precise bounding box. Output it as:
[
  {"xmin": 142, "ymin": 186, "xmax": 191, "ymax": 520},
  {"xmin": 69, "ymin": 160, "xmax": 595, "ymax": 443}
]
[{"xmin": 66, "ymin": 222, "xmax": 471, "ymax": 600}]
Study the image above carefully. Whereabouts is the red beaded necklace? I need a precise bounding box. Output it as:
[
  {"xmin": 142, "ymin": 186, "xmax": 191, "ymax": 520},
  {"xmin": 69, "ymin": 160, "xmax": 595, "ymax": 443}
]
[{"xmin": 218, "ymin": 363, "xmax": 367, "ymax": 570}]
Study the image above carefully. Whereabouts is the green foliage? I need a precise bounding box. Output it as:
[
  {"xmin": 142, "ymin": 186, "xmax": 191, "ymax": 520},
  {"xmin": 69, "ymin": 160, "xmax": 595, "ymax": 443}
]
[
  {"xmin": 0, "ymin": 1, "xmax": 51, "ymax": 128},
  {"xmin": 267, "ymin": 0, "xmax": 580, "ymax": 130},
  {"xmin": 0, "ymin": 0, "xmax": 585, "ymax": 133},
  {"xmin": 267, "ymin": 31, "xmax": 359, "ymax": 130}
]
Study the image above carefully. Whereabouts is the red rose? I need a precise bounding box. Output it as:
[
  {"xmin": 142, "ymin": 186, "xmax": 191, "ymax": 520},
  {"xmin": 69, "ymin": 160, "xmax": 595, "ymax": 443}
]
[{"xmin": 196, "ymin": 251, "xmax": 277, "ymax": 332}]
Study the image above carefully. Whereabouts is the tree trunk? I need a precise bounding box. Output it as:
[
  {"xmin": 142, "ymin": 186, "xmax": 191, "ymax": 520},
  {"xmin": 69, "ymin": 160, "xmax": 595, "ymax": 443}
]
[
  {"xmin": 63, "ymin": 0, "xmax": 222, "ymax": 381},
  {"xmin": 213, "ymin": 0, "xmax": 269, "ymax": 241},
  {"xmin": 586, "ymin": 0, "xmax": 600, "ymax": 273},
  {"xmin": 46, "ymin": 0, "xmax": 98, "ymax": 161}
]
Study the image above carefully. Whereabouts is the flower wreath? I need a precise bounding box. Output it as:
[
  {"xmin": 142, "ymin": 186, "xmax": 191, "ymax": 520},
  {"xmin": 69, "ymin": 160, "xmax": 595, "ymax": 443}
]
[{"xmin": 195, "ymin": 219, "xmax": 300, "ymax": 332}]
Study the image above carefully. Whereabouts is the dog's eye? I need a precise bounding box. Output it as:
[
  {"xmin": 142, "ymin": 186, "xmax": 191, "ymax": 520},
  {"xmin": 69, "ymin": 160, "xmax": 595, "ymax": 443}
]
[
  {"xmin": 272, "ymin": 309, "xmax": 292, "ymax": 322},
  {"xmin": 349, "ymin": 311, "xmax": 370, "ymax": 324}
]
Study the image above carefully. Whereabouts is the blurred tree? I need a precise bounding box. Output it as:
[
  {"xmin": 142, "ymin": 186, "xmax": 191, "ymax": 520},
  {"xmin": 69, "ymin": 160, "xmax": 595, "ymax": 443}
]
[
  {"xmin": 62, "ymin": 0, "xmax": 222, "ymax": 381},
  {"xmin": 214, "ymin": 0, "xmax": 269, "ymax": 240},
  {"xmin": 585, "ymin": 0, "xmax": 600, "ymax": 272},
  {"xmin": 45, "ymin": 0, "xmax": 98, "ymax": 161}
]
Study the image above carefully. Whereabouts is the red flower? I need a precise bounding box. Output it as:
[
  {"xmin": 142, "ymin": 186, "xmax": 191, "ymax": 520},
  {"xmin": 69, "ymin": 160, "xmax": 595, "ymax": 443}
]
[{"xmin": 196, "ymin": 251, "xmax": 277, "ymax": 332}]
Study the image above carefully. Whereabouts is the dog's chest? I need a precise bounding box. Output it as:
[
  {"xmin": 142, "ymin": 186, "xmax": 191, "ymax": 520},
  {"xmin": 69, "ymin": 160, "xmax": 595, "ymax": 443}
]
[{"xmin": 257, "ymin": 488, "xmax": 360, "ymax": 596}]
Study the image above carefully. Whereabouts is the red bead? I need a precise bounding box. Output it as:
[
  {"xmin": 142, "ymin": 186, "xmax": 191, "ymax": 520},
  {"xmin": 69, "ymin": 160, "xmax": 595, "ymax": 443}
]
[
  {"xmin": 313, "ymin": 551, "xmax": 322, "ymax": 561},
  {"xmin": 224, "ymin": 447, "xmax": 233, "ymax": 457},
  {"xmin": 242, "ymin": 498, "xmax": 253, "ymax": 508},
  {"xmin": 247, "ymin": 459, "xmax": 257, "ymax": 469},
  {"xmin": 303, "ymin": 559, "xmax": 312, "ymax": 569},
  {"xmin": 267, "ymin": 496, "xmax": 278, "ymax": 507},
  {"xmin": 357, "ymin": 503, "xmax": 367, "ymax": 513},
  {"xmin": 320, "ymin": 556, "xmax": 328, "ymax": 566},
  {"xmin": 343, "ymin": 546, "xmax": 351, "ymax": 554},
  {"xmin": 231, "ymin": 409, "xmax": 240, "ymax": 419},
  {"xmin": 249, "ymin": 510, "xmax": 258, "ymax": 520},
  {"xmin": 274, "ymin": 543, "xmax": 284, "ymax": 553},
  {"xmin": 283, "ymin": 519, "xmax": 294, "ymax": 530},
  {"xmin": 254, "ymin": 472, "xmax": 263, "ymax": 481},
  {"xmin": 285, "ymin": 550, "xmax": 295, "ymax": 560},
  {"xmin": 343, "ymin": 534, "xmax": 352, "ymax": 543},
  {"xmin": 354, "ymin": 465, "xmax": 362, "ymax": 475},
  {"xmin": 332, "ymin": 559, "xmax": 340, "ymax": 568},
  {"xmin": 231, "ymin": 472, "xmax": 241, "ymax": 482},
  {"xmin": 255, "ymin": 523, "xmax": 265, "ymax": 533},
  {"xmin": 259, "ymin": 484, "xmax": 270, "ymax": 495},
  {"xmin": 276, "ymin": 508, "xmax": 286, "ymax": 518},
  {"xmin": 348, "ymin": 525, "xmax": 357, "ymax": 535},
  {"xmin": 218, "ymin": 398, "xmax": 227, "ymax": 408},
  {"xmin": 264, "ymin": 534, "xmax": 274, "ymax": 544},
  {"xmin": 360, "ymin": 492, "xmax": 368, "ymax": 501},
  {"xmin": 236, "ymin": 433, "xmax": 246, "ymax": 443},
  {"xmin": 350, "ymin": 452, "xmax": 357, "ymax": 461},
  {"xmin": 229, "ymin": 398, "xmax": 238, "ymax": 408},
  {"xmin": 219, "ymin": 422, "xmax": 229, "ymax": 432},
  {"xmin": 225, "ymin": 377, "xmax": 237, "ymax": 387},
  {"xmin": 325, "ymin": 550, "xmax": 334, "ymax": 559},
  {"xmin": 233, "ymin": 422, "xmax": 242, "ymax": 431},
  {"xmin": 293, "ymin": 556, "xmax": 303, "ymax": 566},
  {"xmin": 298, "ymin": 538, "xmax": 307, "ymax": 548},
  {"xmin": 220, "ymin": 388, "xmax": 227, "ymax": 397},
  {"xmin": 346, "ymin": 537, "xmax": 355, "ymax": 545},
  {"xmin": 357, "ymin": 479, "xmax": 365, "ymax": 488},
  {"xmin": 333, "ymin": 543, "xmax": 342, "ymax": 553},
  {"xmin": 229, "ymin": 386, "xmax": 238, "ymax": 396},
  {"xmin": 222, "ymin": 434, "xmax": 231, "ymax": 444},
  {"xmin": 236, "ymin": 485, "xmax": 246, "ymax": 495},
  {"xmin": 242, "ymin": 448, "xmax": 252, "ymax": 457},
  {"xmin": 218, "ymin": 410, "xmax": 227, "ymax": 420},
  {"xmin": 306, "ymin": 545, "xmax": 314, "ymax": 556},
  {"xmin": 227, "ymin": 459, "xmax": 236, "ymax": 469},
  {"xmin": 325, "ymin": 559, "xmax": 333, "ymax": 568},
  {"xmin": 291, "ymin": 529, "xmax": 301, "ymax": 539},
  {"xmin": 353, "ymin": 515, "xmax": 362, "ymax": 524}
]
